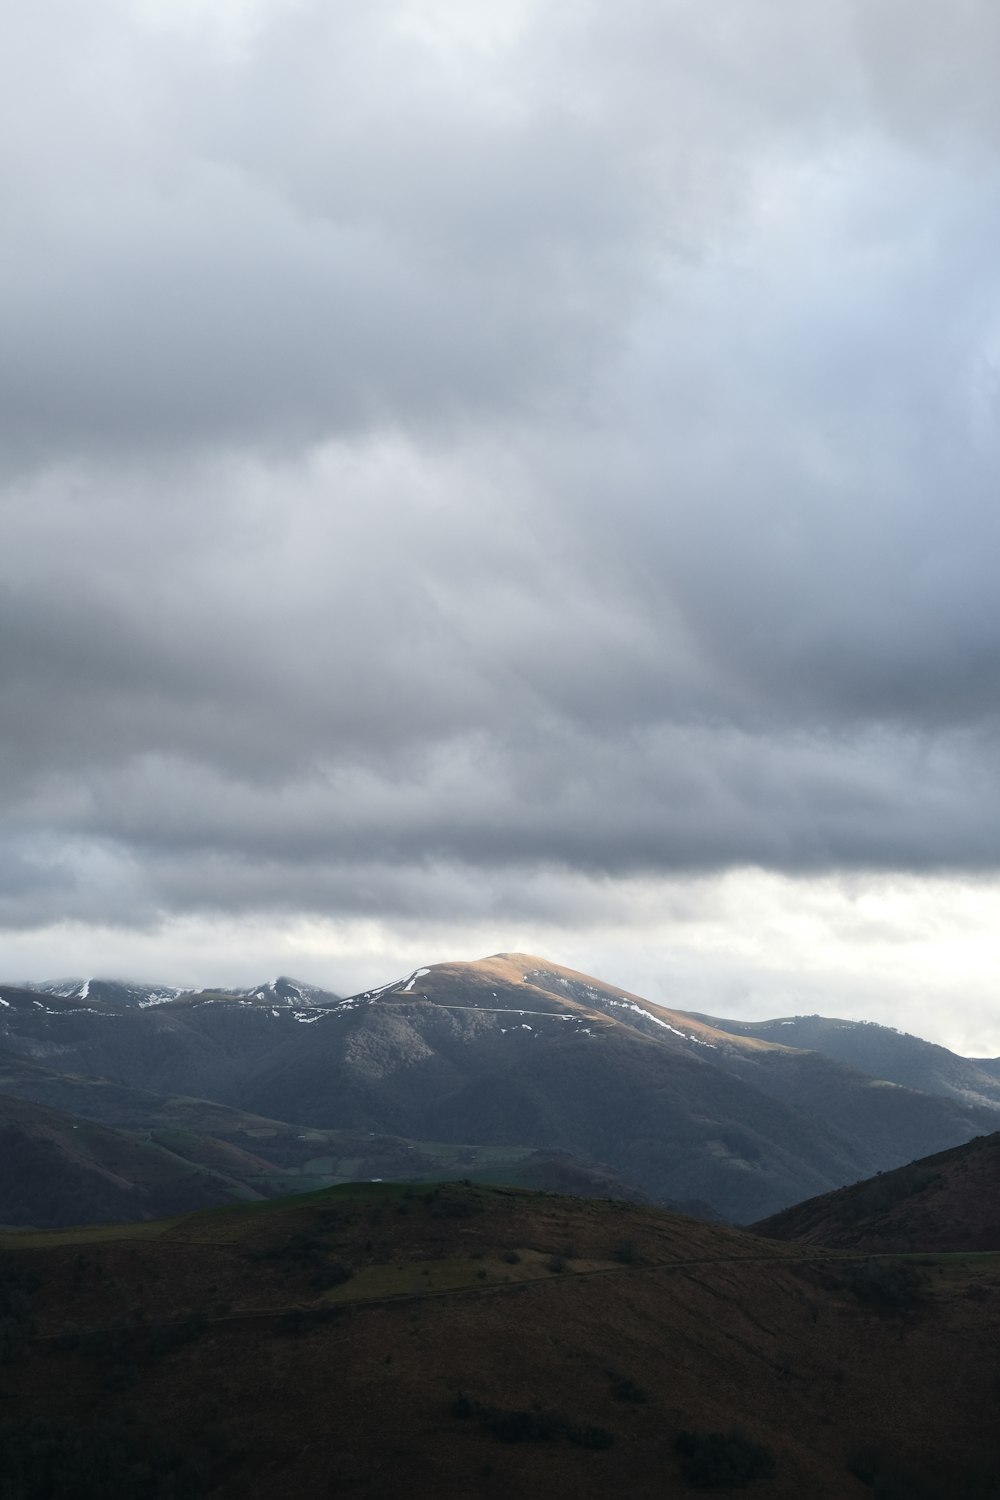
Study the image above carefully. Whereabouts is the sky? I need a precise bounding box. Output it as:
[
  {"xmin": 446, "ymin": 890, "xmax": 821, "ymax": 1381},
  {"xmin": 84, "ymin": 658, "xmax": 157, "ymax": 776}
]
[{"xmin": 3, "ymin": 0, "xmax": 1000, "ymax": 1053}]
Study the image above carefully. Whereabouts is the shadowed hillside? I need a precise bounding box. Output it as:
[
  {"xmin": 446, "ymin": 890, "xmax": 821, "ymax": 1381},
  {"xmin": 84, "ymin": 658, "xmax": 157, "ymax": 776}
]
[
  {"xmin": 0, "ymin": 1094, "xmax": 256, "ymax": 1228},
  {"xmin": 0, "ymin": 1068, "xmax": 656, "ymax": 1226},
  {"xmin": 754, "ymin": 1131, "xmax": 1000, "ymax": 1252},
  {"xmin": 2, "ymin": 1182, "xmax": 1000, "ymax": 1498}
]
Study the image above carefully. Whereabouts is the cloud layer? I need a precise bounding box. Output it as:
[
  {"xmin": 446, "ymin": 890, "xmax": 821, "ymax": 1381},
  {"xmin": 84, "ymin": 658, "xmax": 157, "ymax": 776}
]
[{"xmin": 3, "ymin": 1, "xmax": 1000, "ymax": 1033}]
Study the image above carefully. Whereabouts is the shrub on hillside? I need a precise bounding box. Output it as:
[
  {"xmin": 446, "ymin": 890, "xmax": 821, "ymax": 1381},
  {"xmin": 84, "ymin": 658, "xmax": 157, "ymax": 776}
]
[
  {"xmin": 674, "ymin": 1429, "xmax": 775, "ymax": 1489},
  {"xmin": 846, "ymin": 1260, "xmax": 924, "ymax": 1312},
  {"xmin": 450, "ymin": 1394, "xmax": 613, "ymax": 1450}
]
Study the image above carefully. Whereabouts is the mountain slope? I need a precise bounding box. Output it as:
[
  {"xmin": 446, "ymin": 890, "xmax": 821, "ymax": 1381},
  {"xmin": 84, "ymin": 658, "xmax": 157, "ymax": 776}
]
[
  {"xmin": 753, "ymin": 1130, "xmax": 1000, "ymax": 1252},
  {"xmin": 0, "ymin": 1049, "xmax": 656, "ymax": 1215},
  {"xmin": 0, "ymin": 1092, "xmax": 259, "ymax": 1227},
  {"xmin": 692, "ymin": 1010, "xmax": 1000, "ymax": 1112}
]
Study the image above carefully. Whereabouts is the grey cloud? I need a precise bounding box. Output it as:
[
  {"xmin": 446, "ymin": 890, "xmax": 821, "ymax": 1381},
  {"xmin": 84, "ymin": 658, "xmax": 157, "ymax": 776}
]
[
  {"xmin": 3, "ymin": 718, "xmax": 999, "ymax": 935},
  {"xmin": 2, "ymin": 0, "xmax": 928, "ymax": 465},
  {"xmin": 2, "ymin": 0, "xmax": 1000, "ymax": 943},
  {"xmin": 1, "ymin": 2, "xmax": 654, "ymax": 462}
]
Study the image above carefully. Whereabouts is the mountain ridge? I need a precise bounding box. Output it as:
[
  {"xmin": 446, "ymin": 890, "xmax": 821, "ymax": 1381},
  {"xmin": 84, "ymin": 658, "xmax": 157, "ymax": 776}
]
[
  {"xmin": 2, "ymin": 952, "xmax": 996, "ymax": 1223},
  {"xmin": 22, "ymin": 975, "xmax": 341, "ymax": 1010}
]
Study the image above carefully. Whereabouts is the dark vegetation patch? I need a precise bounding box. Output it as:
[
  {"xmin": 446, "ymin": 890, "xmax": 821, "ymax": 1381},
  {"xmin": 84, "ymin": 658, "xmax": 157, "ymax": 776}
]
[
  {"xmin": 450, "ymin": 1393, "xmax": 614, "ymax": 1449},
  {"xmin": 792, "ymin": 1256, "xmax": 927, "ymax": 1314},
  {"xmin": 674, "ymin": 1429, "xmax": 775, "ymax": 1489},
  {"xmin": 251, "ymin": 1229, "xmax": 354, "ymax": 1288},
  {"xmin": 608, "ymin": 1373, "xmax": 648, "ymax": 1403},
  {"xmin": 845, "ymin": 1259, "xmax": 925, "ymax": 1312}
]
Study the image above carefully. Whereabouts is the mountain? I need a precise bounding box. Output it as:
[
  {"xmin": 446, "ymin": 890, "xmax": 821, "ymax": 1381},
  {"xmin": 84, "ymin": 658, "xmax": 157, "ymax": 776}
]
[
  {"xmin": 0, "ymin": 1044, "xmax": 658, "ymax": 1215},
  {"xmin": 754, "ymin": 1130, "xmax": 1000, "ymax": 1253},
  {"xmin": 693, "ymin": 1010, "xmax": 1000, "ymax": 1112},
  {"xmin": 250, "ymin": 976, "xmax": 341, "ymax": 1005},
  {"xmin": 25, "ymin": 978, "xmax": 187, "ymax": 1008},
  {"xmin": 211, "ymin": 976, "xmax": 343, "ymax": 1007},
  {"xmin": 2, "ymin": 1181, "xmax": 999, "ymax": 1498},
  {"xmin": 24, "ymin": 975, "xmax": 342, "ymax": 1009},
  {"xmin": 2, "ymin": 954, "xmax": 996, "ymax": 1222}
]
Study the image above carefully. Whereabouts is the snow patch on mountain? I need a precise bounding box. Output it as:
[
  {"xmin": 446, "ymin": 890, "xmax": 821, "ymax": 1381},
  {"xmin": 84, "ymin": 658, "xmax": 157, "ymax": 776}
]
[
  {"xmin": 592, "ymin": 996, "xmax": 719, "ymax": 1048},
  {"xmin": 400, "ymin": 967, "xmax": 431, "ymax": 994}
]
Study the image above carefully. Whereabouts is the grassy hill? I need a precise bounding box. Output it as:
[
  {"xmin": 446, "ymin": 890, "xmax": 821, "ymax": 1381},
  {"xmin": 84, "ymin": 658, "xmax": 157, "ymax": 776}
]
[{"xmin": 1, "ymin": 1181, "xmax": 999, "ymax": 1497}]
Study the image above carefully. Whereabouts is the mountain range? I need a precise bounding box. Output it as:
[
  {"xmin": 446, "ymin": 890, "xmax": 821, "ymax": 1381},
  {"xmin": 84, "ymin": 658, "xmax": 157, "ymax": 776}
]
[
  {"xmin": 3, "ymin": 952, "xmax": 999, "ymax": 1227},
  {"xmin": 22, "ymin": 975, "xmax": 342, "ymax": 1009}
]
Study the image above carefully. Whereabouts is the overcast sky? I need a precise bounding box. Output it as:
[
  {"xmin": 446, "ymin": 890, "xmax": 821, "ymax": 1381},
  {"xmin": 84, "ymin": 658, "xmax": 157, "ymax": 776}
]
[{"xmin": 3, "ymin": 0, "xmax": 1000, "ymax": 1052}]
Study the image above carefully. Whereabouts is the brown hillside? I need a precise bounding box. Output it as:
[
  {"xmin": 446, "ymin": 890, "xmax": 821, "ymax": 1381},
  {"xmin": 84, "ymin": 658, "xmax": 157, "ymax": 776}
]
[
  {"xmin": 2, "ymin": 1182, "xmax": 999, "ymax": 1498},
  {"xmin": 754, "ymin": 1130, "xmax": 1000, "ymax": 1252}
]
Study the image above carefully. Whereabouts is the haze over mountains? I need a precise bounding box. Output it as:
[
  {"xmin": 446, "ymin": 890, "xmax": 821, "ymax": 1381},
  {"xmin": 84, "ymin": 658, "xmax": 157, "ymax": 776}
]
[{"xmin": 3, "ymin": 953, "xmax": 998, "ymax": 1228}]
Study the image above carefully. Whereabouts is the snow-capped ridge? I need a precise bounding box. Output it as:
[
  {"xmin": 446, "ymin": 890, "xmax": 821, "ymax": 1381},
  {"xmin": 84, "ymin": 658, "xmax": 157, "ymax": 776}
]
[{"xmin": 27, "ymin": 978, "xmax": 186, "ymax": 1009}]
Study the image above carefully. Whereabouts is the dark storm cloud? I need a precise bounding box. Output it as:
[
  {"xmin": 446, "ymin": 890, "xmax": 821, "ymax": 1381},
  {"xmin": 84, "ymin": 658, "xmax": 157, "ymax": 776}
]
[{"xmin": 3, "ymin": 0, "xmax": 1000, "ymax": 934}]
